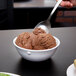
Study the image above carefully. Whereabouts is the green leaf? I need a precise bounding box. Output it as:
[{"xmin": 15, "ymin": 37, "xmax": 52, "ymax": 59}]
[{"xmin": 0, "ymin": 73, "xmax": 10, "ymax": 76}]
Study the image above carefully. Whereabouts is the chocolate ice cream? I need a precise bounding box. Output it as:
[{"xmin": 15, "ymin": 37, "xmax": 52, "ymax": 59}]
[{"xmin": 16, "ymin": 28, "xmax": 56, "ymax": 50}]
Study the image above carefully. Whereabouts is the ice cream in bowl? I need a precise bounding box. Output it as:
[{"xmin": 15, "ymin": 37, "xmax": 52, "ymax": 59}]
[{"xmin": 13, "ymin": 28, "xmax": 60, "ymax": 62}]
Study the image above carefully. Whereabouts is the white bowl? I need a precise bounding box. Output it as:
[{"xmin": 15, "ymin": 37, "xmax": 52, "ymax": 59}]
[{"xmin": 13, "ymin": 36, "xmax": 60, "ymax": 62}]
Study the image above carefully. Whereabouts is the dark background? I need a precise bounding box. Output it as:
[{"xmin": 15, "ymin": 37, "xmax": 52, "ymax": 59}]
[
  {"xmin": 0, "ymin": 0, "xmax": 76, "ymax": 30},
  {"xmin": 0, "ymin": 0, "xmax": 7, "ymax": 9},
  {"xmin": 0, "ymin": 0, "xmax": 13, "ymax": 30}
]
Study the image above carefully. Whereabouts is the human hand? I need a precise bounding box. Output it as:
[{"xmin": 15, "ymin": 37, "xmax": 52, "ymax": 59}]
[{"xmin": 56, "ymin": 0, "xmax": 73, "ymax": 8}]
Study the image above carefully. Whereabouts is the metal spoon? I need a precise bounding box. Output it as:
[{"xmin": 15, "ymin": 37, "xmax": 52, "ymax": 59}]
[{"xmin": 34, "ymin": 0, "xmax": 62, "ymax": 33}]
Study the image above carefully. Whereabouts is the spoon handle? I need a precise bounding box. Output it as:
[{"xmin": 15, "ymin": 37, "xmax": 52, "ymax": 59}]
[{"xmin": 48, "ymin": 0, "xmax": 62, "ymax": 20}]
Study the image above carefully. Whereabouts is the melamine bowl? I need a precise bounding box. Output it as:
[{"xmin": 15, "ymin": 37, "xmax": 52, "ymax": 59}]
[{"xmin": 13, "ymin": 36, "xmax": 60, "ymax": 62}]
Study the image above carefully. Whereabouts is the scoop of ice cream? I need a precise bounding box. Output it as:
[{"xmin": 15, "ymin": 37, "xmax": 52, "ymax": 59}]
[
  {"xmin": 37, "ymin": 33, "xmax": 56, "ymax": 49},
  {"xmin": 33, "ymin": 28, "xmax": 46, "ymax": 35},
  {"xmin": 16, "ymin": 32, "xmax": 32, "ymax": 49},
  {"xmin": 16, "ymin": 28, "xmax": 56, "ymax": 50},
  {"xmin": 31, "ymin": 33, "xmax": 56, "ymax": 50}
]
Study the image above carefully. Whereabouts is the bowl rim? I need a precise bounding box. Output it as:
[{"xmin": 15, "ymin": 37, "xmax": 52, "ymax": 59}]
[{"xmin": 13, "ymin": 36, "xmax": 60, "ymax": 52}]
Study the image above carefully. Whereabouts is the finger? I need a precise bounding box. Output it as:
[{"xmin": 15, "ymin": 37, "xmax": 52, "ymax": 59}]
[{"xmin": 60, "ymin": 1, "xmax": 73, "ymax": 8}]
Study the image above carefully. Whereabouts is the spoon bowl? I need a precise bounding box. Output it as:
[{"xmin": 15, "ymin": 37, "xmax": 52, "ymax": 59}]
[{"xmin": 35, "ymin": 20, "xmax": 51, "ymax": 33}]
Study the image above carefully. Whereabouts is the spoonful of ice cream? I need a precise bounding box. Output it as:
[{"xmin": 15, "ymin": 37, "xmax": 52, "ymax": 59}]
[{"xmin": 34, "ymin": 0, "xmax": 62, "ymax": 33}]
